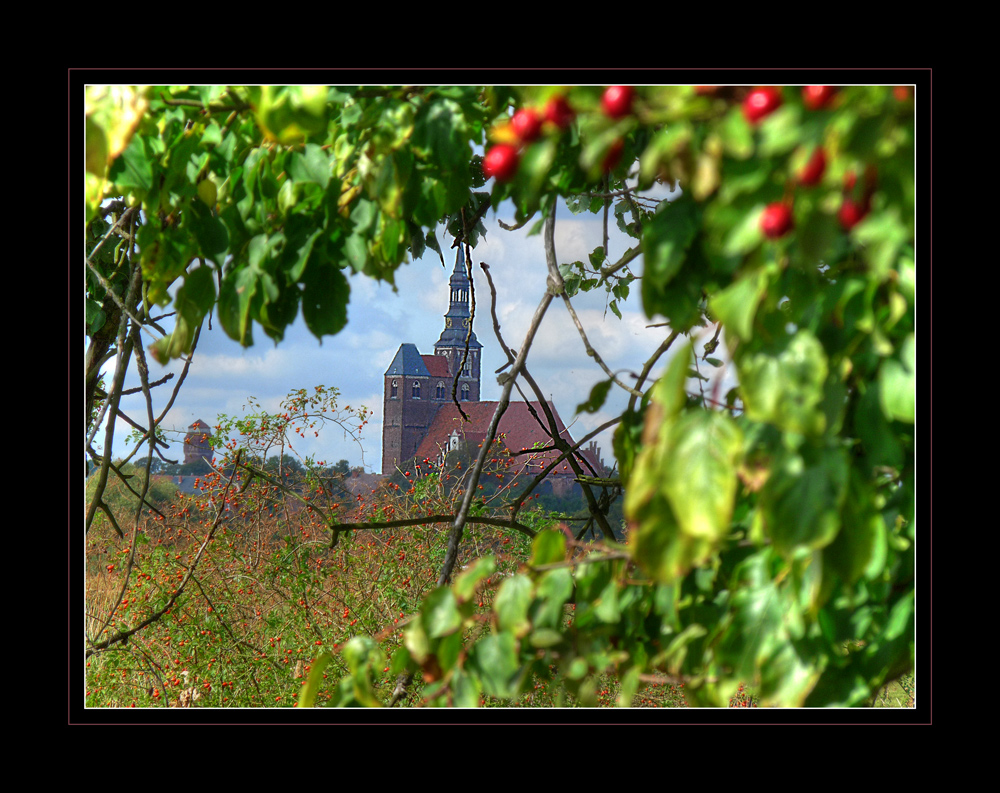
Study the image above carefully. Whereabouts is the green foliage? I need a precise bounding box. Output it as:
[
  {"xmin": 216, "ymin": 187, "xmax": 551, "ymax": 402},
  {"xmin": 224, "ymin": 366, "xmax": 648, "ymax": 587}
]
[
  {"xmin": 85, "ymin": 462, "xmax": 178, "ymax": 533},
  {"xmin": 87, "ymin": 86, "xmax": 498, "ymax": 362},
  {"xmin": 85, "ymin": 83, "xmax": 918, "ymax": 709}
]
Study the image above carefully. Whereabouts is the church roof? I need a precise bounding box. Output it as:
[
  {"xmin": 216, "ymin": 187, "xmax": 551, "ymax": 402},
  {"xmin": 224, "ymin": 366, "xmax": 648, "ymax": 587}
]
[
  {"xmin": 384, "ymin": 344, "xmax": 430, "ymax": 377},
  {"xmin": 411, "ymin": 401, "xmax": 604, "ymax": 477},
  {"xmin": 421, "ymin": 355, "xmax": 451, "ymax": 377}
]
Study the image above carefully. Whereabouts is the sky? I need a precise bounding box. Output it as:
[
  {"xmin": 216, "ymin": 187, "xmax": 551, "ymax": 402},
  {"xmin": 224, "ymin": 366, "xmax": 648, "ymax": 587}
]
[{"xmin": 97, "ymin": 188, "xmax": 734, "ymax": 476}]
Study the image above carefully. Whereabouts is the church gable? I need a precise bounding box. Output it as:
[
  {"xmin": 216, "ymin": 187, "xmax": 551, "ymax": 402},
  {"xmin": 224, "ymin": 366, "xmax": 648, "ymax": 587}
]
[
  {"xmin": 385, "ymin": 343, "xmax": 431, "ymax": 377},
  {"xmin": 421, "ymin": 355, "xmax": 451, "ymax": 378}
]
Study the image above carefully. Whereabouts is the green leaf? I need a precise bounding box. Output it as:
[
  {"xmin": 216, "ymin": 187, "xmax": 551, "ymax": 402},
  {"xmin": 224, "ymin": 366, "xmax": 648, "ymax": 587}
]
[
  {"xmin": 301, "ymin": 261, "xmax": 350, "ymax": 339},
  {"xmin": 531, "ymin": 568, "xmax": 574, "ymax": 630},
  {"xmin": 641, "ymin": 196, "xmax": 700, "ymax": 304},
  {"xmin": 469, "ymin": 632, "xmax": 522, "ymax": 699},
  {"xmin": 739, "ymin": 330, "xmax": 829, "ymax": 437},
  {"xmin": 288, "ymin": 143, "xmax": 331, "ymax": 190},
  {"xmin": 576, "ymin": 378, "xmax": 613, "ymax": 415},
  {"xmin": 107, "ymin": 132, "xmax": 154, "ymax": 194},
  {"xmin": 454, "ymin": 556, "xmax": 497, "ymax": 602},
  {"xmin": 762, "ymin": 444, "xmax": 849, "ymax": 557},
  {"xmin": 149, "ymin": 265, "xmax": 216, "ymax": 363},
  {"xmin": 297, "ymin": 651, "xmax": 333, "ymax": 708},
  {"xmin": 449, "ymin": 666, "xmax": 482, "ymax": 708},
  {"xmin": 494, "ymin": 574, "xmax": 533, "ymax": 637},
  {"xmin": 657, "ymin": 624, "xmax": 708, "ymax": 676},
  {"xmin": 282, "ymin": 225, "xmax": 323, "ymax": 283},
  {"xmin": 825, "ymin": 469, "xmax": 885, "ymax": 584},
  {"xmin": 638, "ymin": 122, "xmax": 693, "ymax": 187},
  {"xmin": 186, "ymin": 199, "xmax": 229, "ymax": 260},
  {"xmin": 661, "ymin": 410, "xmax": 744, "ymax": 541},
  {"xmin": 721, "ymin": 204, "xmax": 766, "ymax": 257},
  {"xmin": 403, "ymin": 618, "xmax": 430, "ymax": 664},
  {"xmin": 878, "ymin": 333, "xmax": 915, "ymax": 423},
  {"xmin": 217, "ymin": 264, "xmax": 258, "ymax": 346},
  {"xmin": 592, "ymin": 579, "xmax": 620, "ymax": 623},
  {"xmin": 709, "ymin": 265, "xmax": 771, "ymax": 343},
  {"xmin": 717, "ymin": 107, "xmax": 754, "ymax": 159},
  {"xmin": 529, "ymin": 628, "xmax": 564, "ymax": 649},
  {"xmin": 137, "ymin": 224, "xmax": 195, "ymax": 306},
  {"xmin": 414, "ymin": 98, "xmax": 471, "ymax": 174},
  {"xmin": 530, "ymin": 529, "xmax": 567, "ymax": 567},
  {"xmin": 255, "ymin": 85, "xmax": 328, "ymax": 144},
  {"xmin": 756, "ymin": 104, "xmax": 803, "ymax": 157},
  {"xmin": 421, "ymin": 587, "xmax": 463, "ymax": 639},
  {"xmin": 852, "ymin": 209, "xmax": 910, "ymax": 282},
  {"xmin": 339, "ymin": 636, "xmax": 384, "ymax": 707},
  {"xmin": 860, "ymin": 592, "xmax": 914, "ymax": 689}
]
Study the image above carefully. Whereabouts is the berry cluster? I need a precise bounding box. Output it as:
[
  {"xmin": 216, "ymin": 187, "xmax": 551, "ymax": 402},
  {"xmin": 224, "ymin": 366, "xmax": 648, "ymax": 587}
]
[
  {"xmin": 728, "ymin": 683, "xmax": 759, "ymax": 708},
  {"xmin": 482, "ymin": 87, "xmax": 635, "ymax": 183},
  {"xmin": 748, "ymin": 86, "xmax": 880, "ymax": 240},
  {"xmin": 482, "ymin": 95, "xmax": 576, "ymax": 183}
]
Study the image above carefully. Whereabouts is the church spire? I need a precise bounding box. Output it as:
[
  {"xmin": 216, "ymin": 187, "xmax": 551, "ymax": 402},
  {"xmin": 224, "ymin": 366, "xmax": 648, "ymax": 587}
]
[
  {"xmin": 435, "ymin": 246, "xmax": 482, "ymax": 351},
  {"xmin": 434, "ymin": 246, "xmax": 482, "ymax": 401}
]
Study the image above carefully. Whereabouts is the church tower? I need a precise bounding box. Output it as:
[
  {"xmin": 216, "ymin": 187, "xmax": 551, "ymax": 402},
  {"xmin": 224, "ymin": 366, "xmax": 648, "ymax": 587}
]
[
  {"xmin": 433, "ymin": 246, "xmax": 482, "ymax": 402},
  {"xmin": 382, "ymin": 344, "xmax": 440, "ymax": 475},
  {"xmin": 382, "ymin": 247, "xmax": 483, "ymax": 474}
]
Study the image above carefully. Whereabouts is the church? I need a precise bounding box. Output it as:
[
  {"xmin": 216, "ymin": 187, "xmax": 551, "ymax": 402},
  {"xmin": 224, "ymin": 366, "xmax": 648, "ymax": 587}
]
[{"xmin": 382, "ymin": 248, "xmax": 607, "ymax": 497}]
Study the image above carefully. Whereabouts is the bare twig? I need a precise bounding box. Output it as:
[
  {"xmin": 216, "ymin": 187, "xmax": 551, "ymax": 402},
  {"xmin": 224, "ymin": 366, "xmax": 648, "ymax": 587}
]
[{"xmin": 561, "ymin": 293, "xmax": 642, "ymax": 398}]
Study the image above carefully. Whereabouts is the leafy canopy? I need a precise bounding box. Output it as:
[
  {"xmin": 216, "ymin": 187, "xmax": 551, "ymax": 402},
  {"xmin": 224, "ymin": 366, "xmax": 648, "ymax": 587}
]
[{"xmin": 85, "ymin": 82, "xmax": 917, "ymax": 708}]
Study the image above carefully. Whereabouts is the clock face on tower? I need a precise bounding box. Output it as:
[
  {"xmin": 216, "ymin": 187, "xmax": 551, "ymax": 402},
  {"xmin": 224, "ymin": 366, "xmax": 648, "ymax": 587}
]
[
  {"xmin": 462, "ymin": 318, "xmax": 470, "ymax": 327},
  {"xmin": 445, "ymin": 318, "xmax": 452, "ymax": 327}
]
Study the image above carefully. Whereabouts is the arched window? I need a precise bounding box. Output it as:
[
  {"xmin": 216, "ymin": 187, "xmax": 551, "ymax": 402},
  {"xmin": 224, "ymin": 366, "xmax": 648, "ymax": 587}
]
[
  {"xmin": 460, "ymin": 383, "xmax": 470, "ymax": 401},
  {"xmin": 436, "ymin": 381, "xmax": 446, "ymax": 399},
  {"xmin": 412, "ymin": 381, "xmax": 421, "ymax": 399},
  {"xmin": 390, "ymin": 380, "xmax": 398, "ymax": 398}
]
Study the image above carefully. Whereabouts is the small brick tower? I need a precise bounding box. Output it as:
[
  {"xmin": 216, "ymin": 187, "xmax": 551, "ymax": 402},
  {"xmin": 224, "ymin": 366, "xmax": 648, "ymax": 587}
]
[{"xmin": 183, "ymin": 419, "xmax": 213, "ymax": 466}]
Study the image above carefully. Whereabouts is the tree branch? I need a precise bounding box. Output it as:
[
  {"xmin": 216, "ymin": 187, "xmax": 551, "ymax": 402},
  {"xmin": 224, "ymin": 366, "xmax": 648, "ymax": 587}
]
[{"xmin": 436, "ymin": 213, "xmax": 559, "ymax": 587}]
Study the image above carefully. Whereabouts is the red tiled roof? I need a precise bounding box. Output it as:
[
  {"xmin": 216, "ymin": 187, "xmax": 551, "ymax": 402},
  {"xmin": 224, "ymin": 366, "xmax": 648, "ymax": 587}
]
[
  {"xmin": 411, "ymin": 401, "xmax": 604, "ymax": 477},
  {"xmin": 421, "ymin": 355, "xmax": 451, "ymax": 377}
]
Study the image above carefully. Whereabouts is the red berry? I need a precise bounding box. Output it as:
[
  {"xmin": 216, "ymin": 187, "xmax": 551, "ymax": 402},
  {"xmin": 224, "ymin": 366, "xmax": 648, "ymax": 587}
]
[
  {"xmin": 603, "ymin": 138, "xmax": 625, "ymax": 172},
  {"xmin": 798, "ymin": 148, "xmax": 827, "ymax": 186},
  {"xmin": 601, "ymin": 86, "xmax": 635, "ymax": 119},
  {"xmin": 802, "ymin": 85, "xmax": 837, "ymax": 111},
  {"xmin": 838, "ymin": 198, "xmax": 869, "ymax": 230},
  {"xmin": 544, "ymin": 95, "xmax": 575, "ymax": 129},
  {"xmin": 743, "ymin": 87, "xmax": 783, "ymax": 124},
  {"xmin": 482, "ymin": 144, "xmax": 520, "ymax": 182},
  {"xmin": 760, "ymin": 202, "xmax": 794, "ymax": 238},
  {"xmin": 894, "ymin": 86, "xmax": 911, "ymax": 102},
  {"xmin": 511, "ymin": 108, "xmax": 542, "ymax": 143}
]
